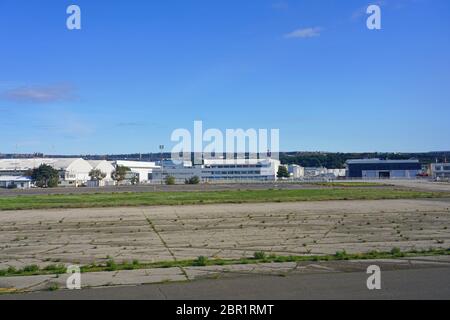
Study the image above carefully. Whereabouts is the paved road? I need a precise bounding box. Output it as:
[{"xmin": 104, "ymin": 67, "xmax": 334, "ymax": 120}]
[{"xmin": 3, "ymin": 267, "xmax": 449, "ymax": 300}]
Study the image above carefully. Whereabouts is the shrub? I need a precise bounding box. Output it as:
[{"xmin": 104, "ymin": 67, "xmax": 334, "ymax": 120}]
[
  {"xmin": 335, "ymin": 250, "xmax": 349, "ymax": 260},
  {"xmin": 193, "ymin": 256, "xmax": 208, "ymax": 266},
  {"xmin": 165, "ymin": 176, "xmax": 176, "ymax": 185},
  {"xmin": 106, "ymin": 259, "xmax": 117, "ymax": 271},
  {"xmin": 185, "ymin": 176, "xmax": 200, "ymax": 185},
  {"xmin": 7, "ymin": 266, "xmax": 17, "ymax": 274},
  {"xmin": 253, "ymin": 251, "xmax": 266, "ymax": 260},
  {"xmin": 390, "ymin": 247, "xmax": 403, "ymax": 256},
  {"xmin": 23, "ymin": 265, "xmax": 40, "ymax": 273}
]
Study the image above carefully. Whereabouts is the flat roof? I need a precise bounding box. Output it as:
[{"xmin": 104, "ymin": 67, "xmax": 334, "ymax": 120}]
[
  {"xmin": 0, "ymin": 176, "xmax": 31, "ymax": 182},
  {"xmin": 346, "ymin": 159, "xmax": 420, "ymax": 165}
]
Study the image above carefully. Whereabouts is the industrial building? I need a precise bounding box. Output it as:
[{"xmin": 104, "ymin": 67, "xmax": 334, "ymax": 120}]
[
  {"xmin": 152, "ymin": 160, "xmax": 200, "ymax": 184},
  {"xmin": 202, "ymin": 159, "xmax": 280, "ymax": 182},
  {"xmin": 51, "ymin": 158, "xmax": 93, "ymax": 187},
  {"xmin": 429, "ymin": 163, "xmax": 450, "ymax": 180},
  {"xmin": 346, "ymin": 159, "xmax": 421, "ymax": 179},
  {"xmin": 0, "ymin": 158, "xmax": 54, "ymax": 176},
  {"xmin": 0, "ymin": 158, "xmax": 113, "ymax": 188},
  {"xmin": 152, "ymin": 158, "xmax": 280, "ymax": 183}
]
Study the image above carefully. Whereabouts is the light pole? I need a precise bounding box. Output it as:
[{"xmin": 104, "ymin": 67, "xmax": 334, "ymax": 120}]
[{"xmin": 159, "ymin": 145, "xmax": 164, "ymax": 185}]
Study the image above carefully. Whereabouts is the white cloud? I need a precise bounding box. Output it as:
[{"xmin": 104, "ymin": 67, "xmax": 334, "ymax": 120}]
[
  {"xmin": 284, "ymin": 27, "xmax": 321, "ymax": 39},
  {"xmin": 1, "ymin": 83, "xmax": 75, "ymax": 103}
]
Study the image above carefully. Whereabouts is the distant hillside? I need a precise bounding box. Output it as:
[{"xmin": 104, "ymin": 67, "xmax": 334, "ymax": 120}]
[{"xmin": 1, "ymin": 151, "xmax": 449, "ymax": 169}]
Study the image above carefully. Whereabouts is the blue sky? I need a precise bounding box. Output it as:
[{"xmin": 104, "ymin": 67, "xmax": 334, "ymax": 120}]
[{"xmin": 0, "ymin": 0, "xmax": 449, "ymax": 154}]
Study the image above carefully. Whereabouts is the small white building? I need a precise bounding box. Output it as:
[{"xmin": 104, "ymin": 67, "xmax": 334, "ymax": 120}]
[
  {"xmin": 114, "ymin": 160, "xmax": 160, "ymax": 183},
  {"xmin": 304, "ymin": 167, "xmax": 328, "ymax": 178},
  {"xmin": 0, "ymin": 176, "xmax": 32, "ymax": 189},
  {"xmin": 326, "ymin": 169, "xmax": 347, "ymax": 178},
  {"xmin": 429, "ymin": 163, "xmax": 450, "ymax": 180},
  {"xmin": 287, "ymin": 164, "xmax": 305, "ymax": 179}
]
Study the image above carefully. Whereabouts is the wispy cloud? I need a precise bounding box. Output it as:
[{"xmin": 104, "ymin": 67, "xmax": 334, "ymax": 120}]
[
  {"xmin": 284, "ymin": 27, "xmax": 321, "ymax": 39},
  {"xmin": 1, "ymin": 83, "xmax": 75, "ymax": 103}
]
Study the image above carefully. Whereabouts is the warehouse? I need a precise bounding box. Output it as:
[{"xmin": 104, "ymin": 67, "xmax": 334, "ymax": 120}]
[
  {"xmin": 202, "ymin": 158, "xmax": 280, "ymax": 182},
  {"xmin": 0, "ymin": 159, "xmax": 54, "ymax": 176},
  {"xmin": 346, "ymin": 159, "xmax": 421, "ymax": 179},
  {"xmin": 0, "ymin": 158, "xmax": 93, "ymax": 187},
  {"xmin": 50, "ymin": 158, "xmax": 93, "ymax": 187}
]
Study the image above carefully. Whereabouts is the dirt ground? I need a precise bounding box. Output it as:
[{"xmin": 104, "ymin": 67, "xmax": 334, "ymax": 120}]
[{"xmin": 1, "ymin": 198, "xmax": 449, "ymax": 270}]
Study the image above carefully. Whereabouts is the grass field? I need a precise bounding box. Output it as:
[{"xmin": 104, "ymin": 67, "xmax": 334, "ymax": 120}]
[{"xmin": 0, "ymin": 188, "xmax": 447, "ymax": 210}]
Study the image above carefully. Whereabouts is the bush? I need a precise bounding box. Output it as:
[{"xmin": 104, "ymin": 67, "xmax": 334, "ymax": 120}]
[
  {"xmin": 390, "ymin": 247, "xmax": 404, "ymax": 257},
  {"xmin": 165, "ymin": 176, "xmax": 176, "ymax": 185},
  {"xmin": 106, "ymin": 259, "xmax": 117, "ymax": 271},
  {"xmin": 185, "ymin": 176, "xmax": 200, "ymax": 185},
  {"xmin": 334, "ymin": 250, "xmax": 349, "ymax": 260},
  {"xmin": 43, "ymin": 264, "xmax": 66, "ymax": 273},
  {"xmin": 23, "ymin": 265, "xmax": 40, "ymax": 273},
  {"xmin": 193, "ymin": 256, "xmax": 208, "ymax": 266},
  {"xmin": 253, "ymin": 251, "xmax": 266, "ymax": 260}
]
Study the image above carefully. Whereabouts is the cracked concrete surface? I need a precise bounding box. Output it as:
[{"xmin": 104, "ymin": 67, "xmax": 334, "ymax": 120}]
[
  {"xmin": 2, "ymin": 256, "xmax": 450, "ymax": 293},
  {"xmin": 1, "ymin": 199, "xmax": 449, "ymax": 272}
]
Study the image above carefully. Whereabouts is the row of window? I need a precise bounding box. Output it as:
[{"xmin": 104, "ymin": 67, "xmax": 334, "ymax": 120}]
[
  {"xmin": 205, "ymin": 176, "xmax": 270, "ymax": 180},
  {"xmin": 203, "ymin": 171, "xmax": 262, "ymax": 175},
  {"xmin": 206, "ymin": 165, "xmax": 264, "ymax": 169}
]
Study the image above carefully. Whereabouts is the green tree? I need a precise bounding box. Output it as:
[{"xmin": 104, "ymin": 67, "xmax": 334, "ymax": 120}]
[
  {"xmin": 185, "ymin": 176, "xmax": 200, "ymax": 185},
  {"xmin": 277, "ymin": 166, "xmax": 290, "ymax": 179},
  {"xmin": 165, "ymin": 175, "xmax": 176, "ymax": 185},
  {"xmin": 89, "ymin": 169, "xmax": 107, "ymax": 181},
  {"xmin": 31, "ymin": 164, "xmax": 59, "ymax": 188},
  {"xmin": 111, "ymin": 165, "xmax": 130, "ymax": 183}
]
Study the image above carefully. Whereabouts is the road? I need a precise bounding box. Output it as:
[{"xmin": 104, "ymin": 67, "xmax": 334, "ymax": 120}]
[{"xmin": 2, "ymin": 266, "xmax": 449, "ymax": 300}]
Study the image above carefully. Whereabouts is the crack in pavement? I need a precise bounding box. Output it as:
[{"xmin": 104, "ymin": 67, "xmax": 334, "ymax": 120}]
[{"xmin": 141, "ymin": 211, "xmax": 189, "ymax": 281}]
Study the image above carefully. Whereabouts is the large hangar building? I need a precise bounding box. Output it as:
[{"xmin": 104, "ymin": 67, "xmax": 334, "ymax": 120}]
[{"xmin": 346, "ymin": 159, "xmax": 421, "ymax": 179}]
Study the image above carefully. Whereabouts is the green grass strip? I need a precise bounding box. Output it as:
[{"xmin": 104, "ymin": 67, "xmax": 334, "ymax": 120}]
[
  {"xmin": 1, "ymin": 247, "xmax": 448, "ymax": 278},
  {"xmin": 0, "ymin": 188, "xmax": 448, "ymax": 211}
]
